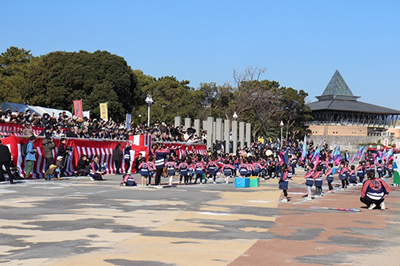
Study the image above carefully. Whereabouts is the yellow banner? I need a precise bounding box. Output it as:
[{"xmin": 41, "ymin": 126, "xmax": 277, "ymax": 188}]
[{"xmin": 99, "ymin": 103, "xmax": 108, "ymax": 121}]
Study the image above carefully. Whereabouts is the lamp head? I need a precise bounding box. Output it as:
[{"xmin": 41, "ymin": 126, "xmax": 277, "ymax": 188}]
[
  {"xmin": 233, "ymin": 112, "xmax": 238, "ymax": 120},
  {"xmin": 145, "ymin": 94, "xmax": 153, "ymax": 104}
]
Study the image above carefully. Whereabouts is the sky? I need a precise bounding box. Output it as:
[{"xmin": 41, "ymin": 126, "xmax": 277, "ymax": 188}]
[{"xmin": 2, "ymin": 0, "xmax": 400, "ymax": 109}]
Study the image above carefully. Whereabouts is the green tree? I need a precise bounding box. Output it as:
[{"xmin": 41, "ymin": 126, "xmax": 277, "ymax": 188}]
[
  {"xmin": 0, "ymin": 46, "xmax": 33, "ymax": 103},
  {"xmin": 138, "ymin": 76, "xmax": 204, "ymax": 125},
  {"xmin": 26, "ymin": 50, "xmax": 139, "ymax": 121},
  {"xmin": 197, "ymin": 82, "xmax": 235, "ymax": 120},
  {"xmin": 278, "ymin": 87, "xmax": 311, "ymax": 139},
  {"xmin": 229, "ymin": 66, "xmax": 311, "ymax": 139}
]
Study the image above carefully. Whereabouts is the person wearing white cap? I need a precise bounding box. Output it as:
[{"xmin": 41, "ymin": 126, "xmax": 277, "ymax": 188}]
[{"xmin": 55, "ymin": 156, "xmax": 63, "ymax": 180}]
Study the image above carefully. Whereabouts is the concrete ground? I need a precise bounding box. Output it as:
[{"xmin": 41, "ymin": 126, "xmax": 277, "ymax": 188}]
[{"xmin": 0, "ymin": 170, "xmax": 399, "ymax": 266}]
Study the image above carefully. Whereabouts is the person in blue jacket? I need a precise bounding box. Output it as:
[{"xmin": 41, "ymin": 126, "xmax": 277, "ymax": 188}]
[{"xmin": 25, "ymin": 136, "xmax": 36, "ymax": 179}]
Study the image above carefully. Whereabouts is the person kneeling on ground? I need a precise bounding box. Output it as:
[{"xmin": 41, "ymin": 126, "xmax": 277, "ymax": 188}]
[
  {"xmin": 360, "ymin": 170, "xmax": 391, "ymax": 210},
  {"xmin": 55, "ymin": 156, "xmax": 63, "ymax": 180},
  {"xmin": 44, "ymin": 164, "xmax": 58, "ymax": 181},
  {"xmin": 77, "ymin": 155, "xmax": 90, "ymax": 176},
  {"xmin": 89, "ymin": 155, "xmax": 104, "ymax": 181},
  {"xmin": 120, "ymin": 174, "xmax": 137, "ymax": 186}
]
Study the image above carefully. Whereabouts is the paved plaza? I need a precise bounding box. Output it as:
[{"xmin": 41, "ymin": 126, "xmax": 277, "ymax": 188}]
[{"xmin": 0, "ymin": 171, "xmax": 399, "ymax": 266}]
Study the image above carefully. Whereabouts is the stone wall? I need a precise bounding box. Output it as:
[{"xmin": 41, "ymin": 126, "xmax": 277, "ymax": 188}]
[{"xmin": 308, "ymin": 125, "xmax": 367, "ymax": 136}]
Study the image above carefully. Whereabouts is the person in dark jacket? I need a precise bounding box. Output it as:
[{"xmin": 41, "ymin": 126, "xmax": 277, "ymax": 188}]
[
  {"xmin": 0, "ymin": 140, "xmax": 14, "ymax": 184},
  {"xmin": 134, "ymin": 153, "xmax": 143, "ymax": 174},
  {"xmin": 123, "ymin": 145, "xmax": 131, "ymax": 174},
  {"xmin": 57, "ymin": 138, "xmax": 69, "ymax": 177},
  {"xmin": 153, "ymin": 143, "xmax": 169, "ymax": 186},
  {"xmin": 42, "ymin": 134, "xmax": 55, "ymax": 171},
  {"xmin": 113, "ymin": 143, "xmax": 123, "ymax": 174},
  {"xmin": 77, "ymin": 155, "xmax": 90, "ymax": 176}
]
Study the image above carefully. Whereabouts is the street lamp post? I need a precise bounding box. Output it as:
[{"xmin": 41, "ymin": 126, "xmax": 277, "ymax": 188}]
[
  {"xmin": 138, "ymin": 114, "xmax": 141, "ymax": 125},
  {"xmin": 145, "ymin": 94, "xmax": 153, "ymax": 127},
  {"xmin": 280, "ymin": 120, "xmax": 284, "ymax": 148},
  {"xmin": 232, "ymin": 112, "xmax": 238, "ymax": 155}
]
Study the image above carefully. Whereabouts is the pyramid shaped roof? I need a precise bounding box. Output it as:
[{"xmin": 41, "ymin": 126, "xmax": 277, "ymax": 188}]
[
  {"xmin": 316, "ymin": 70, "xmax": 360, "ymax": 101},
  {"xmin": 309, "ymin": 70, "xmax": 400, "ymax": 114}
]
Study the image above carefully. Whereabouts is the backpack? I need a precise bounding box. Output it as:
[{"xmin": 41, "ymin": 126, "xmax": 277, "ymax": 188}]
[
  {"xmin": 239, "ymin": 167, "xmax": 248, "ymax": 176},
  {"xmin": 140, "ymin": 163, "xmax": 149, "ymax": 176},
  {"xmin": 21, "ymin": 142, "xmax": 28, "ymax": 157}
]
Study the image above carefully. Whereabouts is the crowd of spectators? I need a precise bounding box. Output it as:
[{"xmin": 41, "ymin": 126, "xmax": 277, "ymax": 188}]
[{"xmin": 0, "ymin": 108, "xmax": 207, "ymax": 143}]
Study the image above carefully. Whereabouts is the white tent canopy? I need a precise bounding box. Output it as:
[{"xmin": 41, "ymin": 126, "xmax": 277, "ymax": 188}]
[{"xmin": 0, "ymin": 102, "xmax": 90, "ymax": 118}]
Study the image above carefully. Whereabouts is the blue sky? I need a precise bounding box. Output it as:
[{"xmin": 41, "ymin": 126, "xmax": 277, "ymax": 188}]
[{"xmin": 2, "ymin": 0, "xmax": 400, "ymax": 109}]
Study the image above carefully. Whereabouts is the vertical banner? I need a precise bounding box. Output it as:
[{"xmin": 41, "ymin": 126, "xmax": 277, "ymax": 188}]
[
  {"xmin": 73, "ymin": 100, "xmax": 83, "ymax": 119},
  {"xmin": 126, "ymin": 113, "xmax": 132, "ymax": 130},
  {"xmin": 99, "ymin": 103, "xmax": 108, "ymax": 121},
  {"xmin": 393, "ymin": 154, "xmax": 400, "ymax": 186}
]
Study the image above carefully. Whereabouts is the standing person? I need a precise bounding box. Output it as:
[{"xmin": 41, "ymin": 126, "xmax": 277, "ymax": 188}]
[
  {"xmin": 274, "ymin": 157, "xmax": 281, "ymax": 178},
  {"xmin": 113, "ymin": 143, "xmax": 123, "ymax": 175},
  {"xmin": 55, "ymin": 156, "xmax": 63, "ymax": 179},
  {"xmin": 206, "ymin": 156, "xmax": 219, "ymax": 184},
  {"xmin": 267, "ymin": 156, "xmax": 274, "ymax": 179},
  {"xmin": 138, "ymin": 158, "xmax": 150, "ymax": 186},
  {"xmin": 304, "ymin": 163, "xmax": 315, "ymax": 200},
  {"xmin": 165, "ymin": 157, "xmax": 177, "ymax": 185},
  {"xmin": 338, "ymin": 162, "xmax": 348, "ymax": 190},
  {"xmin": 178, "ymin": 158, "xmax": 189, "ymax": 185},
  {"xmin": 57, "ymin": 138, "xmax": 69, "ymax": 177},
  {"xmin": 147, "ymin": 157, "xmax": 156, "ymax": 186},
  {"xmin": 325, "ymin": 163, "xmax": 334, "ymax": 193},
  {"xmin": 387, "ymin": 159, "xmax": 394, "ymax": 178},
  {"xmin": 360, "ymin": 170, "xmax": 391, "ymax": 210},
  {"xmin": 0, "ymin": 140, "xmax": 14, "ymax": 184},
  {"xmin": 25, "ymin": 136, "xmax": 36, "ymax": 179},
  {"xmin": 220, "ymin": 159, "xmax": 235, "ymax": 184},
  {"xmin": 123, "ymin": 144, "xmax": 131, "ymax": 174},
  {"xmin": 376, "ymin": 160, "xmax": 384, "ymax": 178},
  {"xmin": 369, "ymin": 160, "xmax": 376, "ymax": 175},
  {"xmin": 313, "ymin": 164, "xmax": 324, "ymax": 197},
  {"xmin": 154, "ymin": 144, "xmax": 169, "ymax": 187},
  {"xmin": 344, "ymin": 150, "xmax": 350, "ymax": 163},
  {"xmin": 364, "ymin": 160, "xmax": 371, "ymax": 176},
  {"xmin": 349, "ymin": 165, "xmax": 358, "ymax": 185},
  {"xmin": 356, "ymin": 161, "xmax": 365, "ymax": 184},
  {"xmin": 42, "ymin": 134, "xmax": 55, "ymax": 171},
  {"xmin": 279, "ymin": 164, "xmax": 289, "ymax": 203},
  {"xmin": 194, "ymin": 157, "xmax": 206, "ymax": 184},
  {"xmin": 134, "ymin": 153, "xmax": 143, "ymax": 174},
  {"xmin": 291, "ymin": 154, "xmax": 298, "ymax": 175}
]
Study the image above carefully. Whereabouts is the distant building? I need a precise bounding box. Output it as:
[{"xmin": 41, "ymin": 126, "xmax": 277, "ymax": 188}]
[{"xmin": 307, "ymin": 70, "xmax": 400, "ymax": 137}]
